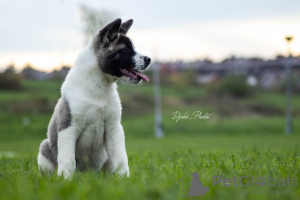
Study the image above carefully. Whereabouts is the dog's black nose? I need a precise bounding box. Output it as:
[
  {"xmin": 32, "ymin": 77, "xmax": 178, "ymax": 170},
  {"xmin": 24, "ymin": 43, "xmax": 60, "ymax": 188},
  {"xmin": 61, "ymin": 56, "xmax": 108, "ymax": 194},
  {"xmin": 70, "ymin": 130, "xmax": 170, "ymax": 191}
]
[{"xmin": 144, "ymin": 56, "xmax": 151, "ymax": 65}]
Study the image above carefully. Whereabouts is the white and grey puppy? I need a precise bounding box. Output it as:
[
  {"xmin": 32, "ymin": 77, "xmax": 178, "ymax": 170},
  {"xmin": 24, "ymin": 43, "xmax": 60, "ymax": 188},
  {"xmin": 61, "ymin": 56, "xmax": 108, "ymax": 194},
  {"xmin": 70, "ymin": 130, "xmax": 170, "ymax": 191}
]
[{"xmin": 37, "ymin": 18, "xmax": 151, "ymax": 179}]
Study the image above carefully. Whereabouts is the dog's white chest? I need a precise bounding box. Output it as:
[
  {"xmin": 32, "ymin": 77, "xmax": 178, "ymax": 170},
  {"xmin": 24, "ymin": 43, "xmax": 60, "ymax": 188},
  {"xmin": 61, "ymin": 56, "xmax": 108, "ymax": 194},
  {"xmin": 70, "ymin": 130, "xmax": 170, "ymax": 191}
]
[
  {"xmin": 73, "ymin": 95, "xmax": 120, "ymax": 167},
  {"xmin": 75, "ymin": 116, "xmax": 105, "ymax": 168},
  {"xmin": 77, "ymin": 117, "xmax": 105, "ymax": 147}
]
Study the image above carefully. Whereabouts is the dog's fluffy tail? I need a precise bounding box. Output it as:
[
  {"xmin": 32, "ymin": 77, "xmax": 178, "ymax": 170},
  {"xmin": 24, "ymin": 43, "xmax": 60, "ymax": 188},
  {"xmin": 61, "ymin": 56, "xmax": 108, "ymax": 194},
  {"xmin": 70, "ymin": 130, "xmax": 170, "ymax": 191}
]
[{"xmin": 37, "ymin": 139, "xmax": 56, "ymax": 175}]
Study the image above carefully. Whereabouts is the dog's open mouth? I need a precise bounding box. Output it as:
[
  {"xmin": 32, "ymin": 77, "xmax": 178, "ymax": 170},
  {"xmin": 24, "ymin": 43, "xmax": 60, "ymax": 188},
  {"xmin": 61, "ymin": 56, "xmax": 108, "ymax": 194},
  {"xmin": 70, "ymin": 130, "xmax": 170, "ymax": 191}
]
[{"xmin": 120, "ymin": 68, "xmax": 149, "ymax": 82}]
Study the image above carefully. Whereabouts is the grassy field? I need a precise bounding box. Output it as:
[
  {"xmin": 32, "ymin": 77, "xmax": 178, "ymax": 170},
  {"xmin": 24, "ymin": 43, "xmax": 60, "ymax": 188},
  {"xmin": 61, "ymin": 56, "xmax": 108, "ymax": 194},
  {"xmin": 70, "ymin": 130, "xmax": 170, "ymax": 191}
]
[{"xmin": 0, "ymin": 80, "xmax": 300, "ymax": 199}]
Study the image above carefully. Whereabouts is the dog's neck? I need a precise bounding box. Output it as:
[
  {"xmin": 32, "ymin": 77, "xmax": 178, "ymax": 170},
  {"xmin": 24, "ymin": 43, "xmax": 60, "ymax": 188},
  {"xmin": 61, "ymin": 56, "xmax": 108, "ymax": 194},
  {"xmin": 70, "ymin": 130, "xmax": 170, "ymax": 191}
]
[{"xmin": 61, "ymin": 44, "xmax": 118, "ymax": 100}]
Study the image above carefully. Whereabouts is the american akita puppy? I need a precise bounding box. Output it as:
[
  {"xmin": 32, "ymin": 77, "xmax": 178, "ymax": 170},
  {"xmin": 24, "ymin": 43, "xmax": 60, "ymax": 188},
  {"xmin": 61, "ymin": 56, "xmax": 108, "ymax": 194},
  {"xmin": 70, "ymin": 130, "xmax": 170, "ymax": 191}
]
[{"xmin": 37, "ymin": 18, "xmax": 151, "ymax": 179}]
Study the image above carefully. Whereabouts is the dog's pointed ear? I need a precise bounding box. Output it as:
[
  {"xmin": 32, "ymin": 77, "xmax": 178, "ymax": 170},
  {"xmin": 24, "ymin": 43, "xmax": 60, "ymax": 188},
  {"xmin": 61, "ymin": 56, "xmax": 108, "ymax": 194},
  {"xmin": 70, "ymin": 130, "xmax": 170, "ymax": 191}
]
[
  {"xmin": 99, "ymin": 18, "xmax": 122, "ymax": 44},
  {"xmin": 119, "ymin": 19, "xmax": 133, "ymax": 35}
]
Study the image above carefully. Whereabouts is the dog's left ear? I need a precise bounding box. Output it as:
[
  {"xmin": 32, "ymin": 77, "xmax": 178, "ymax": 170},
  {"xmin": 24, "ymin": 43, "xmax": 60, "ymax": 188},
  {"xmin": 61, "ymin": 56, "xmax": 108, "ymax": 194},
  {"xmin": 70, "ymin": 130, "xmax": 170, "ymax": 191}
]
[
  {"xmin": 100, "ymin": 18, "xmax": 122, "ymax": 44},
  {"xmin": 119, "ymin": 19, "xmax": 133, "ymax": 35}
]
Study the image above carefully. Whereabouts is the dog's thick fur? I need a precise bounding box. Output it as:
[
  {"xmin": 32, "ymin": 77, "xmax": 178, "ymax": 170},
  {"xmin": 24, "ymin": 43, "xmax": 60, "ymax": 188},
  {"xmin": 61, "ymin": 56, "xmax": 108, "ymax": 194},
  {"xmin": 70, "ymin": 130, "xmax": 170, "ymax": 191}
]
[{"xmin": 37, "ymin": 18, "xmax": 151, "ymax": 179}]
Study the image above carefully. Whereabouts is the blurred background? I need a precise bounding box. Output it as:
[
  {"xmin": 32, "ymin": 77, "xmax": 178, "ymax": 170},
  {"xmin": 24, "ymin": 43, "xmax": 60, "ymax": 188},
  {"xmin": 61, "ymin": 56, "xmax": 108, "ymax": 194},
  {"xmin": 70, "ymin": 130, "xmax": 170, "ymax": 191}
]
[{"xmin": 0, "ymin": 0, "xmax": 300, "ymax": 156}]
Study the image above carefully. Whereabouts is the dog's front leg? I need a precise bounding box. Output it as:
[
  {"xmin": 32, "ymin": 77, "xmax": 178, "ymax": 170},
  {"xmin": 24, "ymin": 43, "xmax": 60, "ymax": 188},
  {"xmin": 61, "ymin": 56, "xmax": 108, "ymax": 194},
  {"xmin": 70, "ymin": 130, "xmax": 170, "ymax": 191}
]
[
  {"xmin": 105, "ymin": 124, "xmax": 130, "ymax": 177},
  {"xmin": 57, "ymin": 126, "xmax": 79, "ymax": 180}
]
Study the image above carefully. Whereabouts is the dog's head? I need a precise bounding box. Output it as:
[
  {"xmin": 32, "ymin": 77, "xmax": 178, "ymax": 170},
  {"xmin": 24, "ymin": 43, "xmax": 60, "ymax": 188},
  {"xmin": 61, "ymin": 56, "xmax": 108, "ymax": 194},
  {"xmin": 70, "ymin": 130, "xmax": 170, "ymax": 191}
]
[{"xmin": 92, "ymin": 18, "xmax": 151, "ymax": 85}]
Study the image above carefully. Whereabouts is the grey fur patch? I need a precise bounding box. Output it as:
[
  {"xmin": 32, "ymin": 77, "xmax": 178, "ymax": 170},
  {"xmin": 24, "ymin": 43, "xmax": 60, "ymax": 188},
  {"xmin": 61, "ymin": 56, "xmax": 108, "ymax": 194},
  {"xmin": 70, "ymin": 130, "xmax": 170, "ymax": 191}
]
[
  {"xmin": 119, "ymin": 19, "xmax": 133, "ymax": 35},
  {"xmin": 92, "ymin": 18, "xmax": 122, "ymax": 54},
  {"xmin": 46, "ymin": 96, "xmax": 72, "ymax": 165},
  {"xmin": 40, "ymin": 139, "xmax": 56, "ymax": 164},
  {"xmin": 57, "ymin": 96, "xmax": 72, "ymax": 131}
]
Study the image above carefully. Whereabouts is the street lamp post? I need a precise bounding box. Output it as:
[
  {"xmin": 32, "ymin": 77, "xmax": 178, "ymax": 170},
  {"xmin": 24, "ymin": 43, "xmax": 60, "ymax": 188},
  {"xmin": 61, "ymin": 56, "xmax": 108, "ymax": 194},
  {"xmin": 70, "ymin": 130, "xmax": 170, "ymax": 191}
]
[
  {"xmin": 153, "ymin": 46, "xmax": 164, "ymax": 138},
  {"xmin": 285, "ymin": 36, "xmax": 293, "ymax": 135},
  {"xmin": 153, "ymin": 62, "xmax": 164, "ymax": 138}
]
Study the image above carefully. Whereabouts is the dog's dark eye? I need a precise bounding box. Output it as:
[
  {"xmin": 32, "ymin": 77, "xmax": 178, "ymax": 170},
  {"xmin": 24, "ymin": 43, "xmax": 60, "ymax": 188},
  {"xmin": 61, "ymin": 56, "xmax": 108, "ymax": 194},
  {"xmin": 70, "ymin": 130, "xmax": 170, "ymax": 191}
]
[{"xmin": 122, "ymin": 47, "xmax": 130, "ymax": 53}]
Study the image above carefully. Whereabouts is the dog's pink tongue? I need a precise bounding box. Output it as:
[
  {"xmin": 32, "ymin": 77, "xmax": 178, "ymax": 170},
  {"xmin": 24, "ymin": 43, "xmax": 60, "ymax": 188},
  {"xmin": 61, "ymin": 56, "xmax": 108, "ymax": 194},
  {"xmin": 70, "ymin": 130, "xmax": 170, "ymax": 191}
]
[{"xmin": 134, "ymin": 70, "xmax": 149, "ymax": 82}]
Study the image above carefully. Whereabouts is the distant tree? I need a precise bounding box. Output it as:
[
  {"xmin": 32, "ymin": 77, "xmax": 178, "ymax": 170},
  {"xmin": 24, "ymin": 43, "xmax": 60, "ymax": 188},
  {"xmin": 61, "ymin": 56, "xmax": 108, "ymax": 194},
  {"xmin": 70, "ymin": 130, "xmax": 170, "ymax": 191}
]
[
  {"xmin": 221, "ymin": 56, "xmax": 236, "ymax": 63},
  {"xmin": 0, "ymin": 64, "xmax": 22, "ymax": 90},
  {"xmin": 4, "ymin": 65, "xmax": 17, "ymax": 74},
  {"xmin": 203, "ymin": 58, "xmax": 213, "ymax": 64},
  {"xmin": 20, "ymin": 64, "xmax": 50, "ymax": 80},
  {"xmin": 50, "ymin": 66, "xmax": 70, "ymax": 80},
  {"xmin": 276, "ymin": 54, "xmax": 285, "ymax": 60},
  {"xmin": 249, "ymin": 57, "xmax": 263, "ymax": 61},
  {"xmin": 209, "ymin": 74, "xmax": 254, "ymax": 98},
  {"xmin": 79, "ymin": 4, "xmax": 116, "ymax": 44},
  {"xmin": 21, "ymin": 64, "xmax": 37, "ymax": 79}
]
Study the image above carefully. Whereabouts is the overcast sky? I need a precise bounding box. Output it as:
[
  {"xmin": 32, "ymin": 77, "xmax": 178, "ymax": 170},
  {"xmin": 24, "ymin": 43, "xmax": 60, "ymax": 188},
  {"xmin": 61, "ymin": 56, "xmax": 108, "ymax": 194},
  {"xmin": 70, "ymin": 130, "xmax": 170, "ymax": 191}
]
[{"xmin": 0, "ymin": 0, "xmax": 300, "ymax": 71}]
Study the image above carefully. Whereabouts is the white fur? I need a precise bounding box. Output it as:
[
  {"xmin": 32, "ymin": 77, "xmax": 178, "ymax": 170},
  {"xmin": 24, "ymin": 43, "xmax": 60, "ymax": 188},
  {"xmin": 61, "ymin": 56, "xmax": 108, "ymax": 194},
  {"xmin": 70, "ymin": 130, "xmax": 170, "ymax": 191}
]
[
  {"xmin": 38, "ymin": 152, "xmax": 55, "ymax": 174},
  {"xmin": 57, "ymin": 127, "xmax": 77, "ymax": 179},
  {"xmin": 133, "ymin": 52, "xmax": 146, "ymax": 70},
  {"xmin": 57, "ymin": 41, "xmax": 129, "ymax": 179}
]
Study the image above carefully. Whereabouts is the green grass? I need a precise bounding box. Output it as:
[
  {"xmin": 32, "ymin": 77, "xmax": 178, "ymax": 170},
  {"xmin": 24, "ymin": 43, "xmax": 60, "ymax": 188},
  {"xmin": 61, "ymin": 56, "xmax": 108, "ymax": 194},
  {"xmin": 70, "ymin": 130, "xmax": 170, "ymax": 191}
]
[
  {"xmin": 1, "ymin": 112, "xmax": 299, "ymax": 200},
  {"xmin": 0, "ymin": 80, "xmax": 62, "ymax": 102},
  {"xmin": 0, "ymin": 134, "xmax": 300, "ymax": 200},
  {"xmin": 1, "ymin": 80, "xmax": 300, "ymax": 200}
]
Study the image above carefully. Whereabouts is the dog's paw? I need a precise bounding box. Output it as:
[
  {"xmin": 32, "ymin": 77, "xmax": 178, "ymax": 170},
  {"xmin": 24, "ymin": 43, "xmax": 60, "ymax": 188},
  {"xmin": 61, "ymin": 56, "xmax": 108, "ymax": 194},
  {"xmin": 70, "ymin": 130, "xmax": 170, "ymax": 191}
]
[
  {"xmin": 57, "ymin": 168, "xmax": 74, "ymax": 180},
  {"xmin": 118, "ymin": 165, "xmax": 130, "ymax": 177}
]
